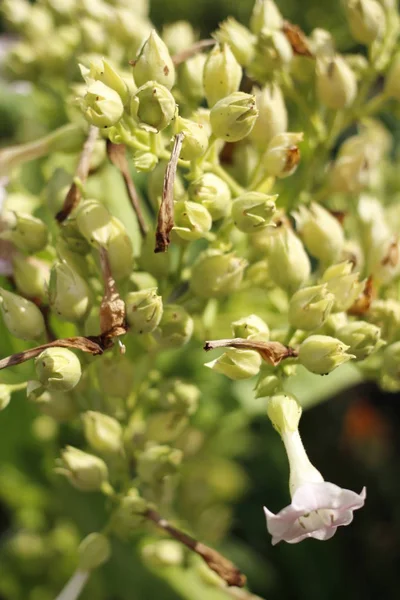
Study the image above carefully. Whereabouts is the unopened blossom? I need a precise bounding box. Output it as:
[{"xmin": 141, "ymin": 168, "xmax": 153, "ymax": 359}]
[{"xmin": 264, "ymin": 395, "xmax": 366, "ymax": 544}]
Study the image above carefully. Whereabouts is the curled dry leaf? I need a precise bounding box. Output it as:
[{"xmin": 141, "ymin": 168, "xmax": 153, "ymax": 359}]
[
  {"xmin": 348, "ymin": 276, "xmax": 374, "ymax": 316},
  {"xmin": 99, "ymin": 247, "xmax": 126, "ymax": 338},
  {"xmin": 155, "ymin": 132, "xmax": 184, "ymax": 253},
  {"xmin": 204, "ymin": 338, "xmax": 298, "ymax": 366},
  {"xmin": 282, "ymin": 21, "xmax": 313, "ymax": 57}
]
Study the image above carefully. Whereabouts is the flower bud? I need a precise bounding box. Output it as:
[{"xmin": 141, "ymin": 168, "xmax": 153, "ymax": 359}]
[
  {"xmin": 321, "ymin": 261, "xmax": 365, "ymax": 312},
  {"xmin": 293, "ymin": 203, "xmax": 344, "ymax": 265},
  {"xmin": 251, "ymin": 31, "xmax": 293, "ymax": 80},
  {"xmin": 142, "ymin": 540, "xmax": 184, "ymax": 568},
  {"xmin": 83, "ymin": 411, "xmax": 123, "ymax": 454},
  {"xmin": 214, "ymin": 17, "xmax": 255, "ymax": 66},
  {"xmin": 203, "ymin": 43, "xmax": 242, "ymax": 107},
  {"xmin": 188, "ymin": 173, "xmax": 231, "ymax": 221},
  {"xmin": 133, "ymin": 150, "xmax": 158, "ymax": 172},
  {"xmin": 385, "ymin": 53, "xmax": 400, "ymax": 100},
  {"xmin": 111, "ymin": 488, "xmax": 147, "ymax": 537},
  {"xmin": 156, "ymin": 379, "xmax": 200, "ymax": 414},
  {"xmin": 12, "ymin": 254, "xmax": 49, "ymax": 300},
  {"xmin": 344, "ymin": 0, "xmax": 386, "ymax": 45},
  {"xmin": 266, "ymin": 394, "xmax": 302, "ymax": 434},
  {"xmin": 249, "ymin": 84, "xmax": 288, "ymax": 148},
  {"xmin": 173, "ymin": 200, "xmax": 212, "ymax": 241},
  {"xmin": 146, "ymin": 411, "xmax": 188, "ymax": 443},
  {"xmin": 97, "ymin": 356, "xmax": 134, "ymax": 399},
  {"xmin": 190, "ymin": 250, "xmax": 247, "ymax": 298},
  {"xmin": 132, "ymin": 30, "xmax": 175, "ymax": 89},
  {"xmin": 58, "ymin": 446, "xmax": 109, "ymax": 492},
  {"xmin": 78, "ymin": 533, "xmax": 111, "ymax": 571},
  {"xmin": 210, "ymin": 92, "xmax": 258, "ymax": 142},
  {"xmin": 205, "ymin": 348, "xmax": 262, "ymax": 380},
  {"xmin": 81, "ymin": 80, "xmax": 124, "ymax": 128},
  {"xmin": 0, "ymin": 211, "xmax": 47, "ymax": 253},
  {"xmin": 137, "ymin": 444, "xmax": 182, "ymax": 484},
  {"xmin": 126, "ymin": 288, "xmax": 163, "ymax": 334},
  {"xmin": 250, "ymin": 0, "xmax": 283, "ymax": 34},
  {"xmin": 265, "ymin": 224, "xmax": 311, "ymax": 293},
  {"xmin": 382, "ymin": 342, "xmax": 400, "ymax": 381},
  {"xmin": 0, "ymin": 288, "xmax": 45, "ymax": 340},
  {"xmin": 130, "ymin": 81, "xmax": 176, "ymax": 132},
  {"xmin": 255, "ymin": 372, "xmax": 281, "ymax": 398},
  {"xmin": 162, "ymin": 20, "xmax": 195, "ymax": 55},
  {"xmin": 49, "ymin": 262, "xmax": 91, "ymax": 321},
  {"xmin": 154, "ymin": 304, "xmax": 194, "ymax": 349},
  {"xmin": 263, "ymin": 132, "xmax": 303, "ymax": 178},
  {"xmin": 175, "ymin": 117, "xmax": 209, "ymax": 160},
  {"xmin": 336, "ymin": 321, "xmax": 383, "ymax": 360},
  {"xmin": 28, "ymin": 388, "xmax": 77, "ymax": 422},
  {"xmin": 298, "ymin": 334, "xmax": 355, "ymax": 375},
  {"xmin": 75, "ymin": 199, "xmax": 112, "ymax": 247},
  {"xmin": 316, "ymin": 56, "xmax": 357, "ymax": 109},
  {"xmin": 367, "ymin": 299, "xmax": 400, "ymax": 342},
  {"xmin": 138, "ymin": 228, "xmax": 170, "ymax": 279},
  {"xmin": 232, "ymin": 192, "xmax": 276, "ymax": 233},
  {"xmin": 289, "ymin": 284, "xmax": 335, "ymax": 331},
  {"xmin": 107, "ymin": 217, "xmax": 134, "ymax": 281},
  {"xmin": 60, "ymin": 220, "xmax": 91, "ymax": 255},
  {"xmin": 231, "ymin": 314, "xmax": 270, "ymax": 338},
  {"xmin": 35, "ymin": 348, "xmax": 81, "ymax": 392},
  {"xmin": 83, "ymin": 57, "xmax": 129, "ymax": 105},
  {"xmin": 179, "ymin": 54, "xmax": 206, "ymax": 102}
]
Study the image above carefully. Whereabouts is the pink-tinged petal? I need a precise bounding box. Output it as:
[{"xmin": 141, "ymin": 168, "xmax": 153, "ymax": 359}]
[
  {"xmin": 310, "ymin": 526, "xmax": 337, "ymax": 541},
  {"xmin": 292, "ymin": 482, "xmax": 366, "ymax": 513}
]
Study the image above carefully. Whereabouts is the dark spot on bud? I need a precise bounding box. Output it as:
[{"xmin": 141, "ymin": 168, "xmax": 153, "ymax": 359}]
[
  {"xmin": 284, "ymin": 145, "xmax": 301, "ymax": 173},
  {"xmin": 163, "ymin": 65, "xmax": 169, "ymax": 75}
]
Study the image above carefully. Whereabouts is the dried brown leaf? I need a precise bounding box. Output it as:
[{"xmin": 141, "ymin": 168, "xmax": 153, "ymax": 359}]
[{"xmin": 204, "ymin": 338, "xmax": 298, "ymax": 366}]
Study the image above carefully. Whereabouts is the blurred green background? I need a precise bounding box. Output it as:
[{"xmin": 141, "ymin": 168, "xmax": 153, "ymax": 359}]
[{"xmin": 1, "ymin": 1, "xmax": 400, "ymax": 600}]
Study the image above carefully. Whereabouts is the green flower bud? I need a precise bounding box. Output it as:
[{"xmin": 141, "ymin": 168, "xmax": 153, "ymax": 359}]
[
  {"xmin": 263, "ymin": 132, "xmax": 303, "ymax": 178},
  {"xmin": 81, "ymin": 80, "xmax": 124, "ymax": 128},
  {"xmin": 28, "ymin": 388, "xmax": 77, "ymax": 422},
  {"xmin": 83, "ymin": 411, "xmax": 123, "ymax": 454},
  {"xmin": 203, "ymin": 43, "xmax": 242, "ymax": 107},
  {"xmin": 142, "ymin": 540, "xmax": 184, "ymax": 568},
  {"xmin": 367, "ymin": 299, "xmax": 400, "ymax": 342},
  {"xmin": 249, "ymin": 83, "xmax": 288, "ymax": 148},
  {"xmin": 231, "ymin": 314, "xmax": 270, "ymax": 338},
  {"xmin": 266, "ymin": 394, "xmax": 302, "ymax": 434},
  {"xmin": 137, "ymin": 444, "xmax": 182, "ymax": 484},
  {"xmin": 205, "ymin": 348, "xmax": 262, "ymax": 380},
  {"xmin": 97, "ymin": 356, "xmax": 134, "ymax": 398},
  {"xmin": 293, "ymin": 203, "xmax": 345, "ymax": 265},
  {"xmin": 232, "ymin": 192, "xmax": 276, "ymax": 233},
  {"xmin": 210, "ymin": 92, "xmax": 258, "ymax": 142},
  {"xmin": 154, "ymin": 304, "xmax": 193, "ymax": 349},
  {"xmin": 162, "ymin": 20, "xmax": 195, "ymax": 55},
  {"xmin": 138, "ymin": 229, "xmax": 170, "ymax": 279},
  {"xmin": 133, "ymin": 150, "xmax": 158, "ymax": 172},
  {"xmin": 250, "ymin": 0, "xmax": 283, "ymax": 34},
  {"xmin": 190, "ymin": 250, "xmax": 247, "ymax": 298},
  {"xmin": 111, "ymin": 488, "xmax": 147, "ymax": 537},
  {"xmin": 12, "ymin": 254, "xmax": 49, "ymax": 300},
  {"xmin": 146, "ymin": 411, "xmax": 188, "ymax": 443},
  {"xmin": 126, "ymin": 288, "xmax": 163, "ymax": 334},
  {"xmin": 130, "ymin": 81, "xmax": 176, "ymax": 132},
  {"xmin": 214, "ymin": 17, "xmax": 255, "ymax": 66},
  {"xmin": 0, "ymin": 384, "xmax": 15, "ymax": 411},
  {"xmin": 255, "ymin": 373, "xmax": 281, "ymax": 398},
  {"xmin": 289, "ymin": 284, "xmax": 335, "ymax": 331},
  {"xmin": 132, "ymin": 30, "xmax": 175, "ymax": 89},
  {"xmin": 35, "ymin": 348, "xmax": 81, "ymax": 392},
  {"xmin": 316, "ymin": 56, "xmax": 357, "ymax": 109},
  {"xmin": 321, "ymin": 261, "xmax": 365, "ymax": 312},
  {"xmin": 60, "ymin": 220, "xmax": 91, "ymax": 255},
  {"xmin": 344, "ymin": 0, "xmax": 385, "ymax": 45},
  {"xmin": 75, "ymin": 199, "xmax": 112, "ymax": 247},
  {"xmin": 179, "ymin": 54, "xmax": 206, "ymax": 102},
  {"xmin": 0, "ymin": 211, "xmax": 47, "ymax": 253},
  {"xmin": 382, "ymin": 342, "xmax": 400, "ymax": 381},
  {"xmin": 188, "ymin": 173, "xmax": 231, "ymax": 221},
  {"xmin": 298, "ymin": 334, "xmax": 355, "ymax": 375},
  {"xmin": 58, "ymin": 446, "xmax": 109, "ymax": 492},
  {"xmin": 107, "ymin": 217, "xmax": 134, "ymax": 281},
  {"xmin": 83, "ymin": 57, "xmax": 129, "ymax": 105},
  {"xmin": 385, "ymin": 53, "xmax": 400, "ymax": 100},
  {"xmin": 336, "ymin": 321, "xmax": 383, "ymax": 360},
  {"xmin": 78, "ymin": 533, "xmax": 111, "ymax": 571},
  {"xmin": 128, "ymin": 271, "xmax": 158, "ymax": 292},
  {"xmin": 265, "ymin": 224, "xmax": 311, "ymax": 293},
  {"xmin": 156, "ymin": 379, "xmax": 200, "ymax": 414},
  {"xmin": 49, "ymin": 262, "xmax": 91, "ymax": 321},
  {"xmin": 173, "ymin": 200, "xmax": 212, "ymax": 241},
  {"xmin": 0, "ymin": 288, "xmax": 45, "ymax": 340},
  {"xmin": 251, "ymin": 30, "xmax": 293, "ymax": 80},
  {"xmin": 175, "ymin": 116, "xmax": 209, "ymax": 160}
]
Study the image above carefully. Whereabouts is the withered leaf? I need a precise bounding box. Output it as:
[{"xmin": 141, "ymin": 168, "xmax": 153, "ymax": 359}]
[
  {"xmin": 99, "ymin": 248, "xmax": 126, "ymax": 338},
  {"xmin": 204, "ymin": 338, "xmax": 298, "ymax": 366},
  {"xmin": 348, "ymin": 276, "xmax": 374, "ymax": 316},
  {"xmin": 282, "ymin": 21, "xmax": 313, "ymax": 57}
]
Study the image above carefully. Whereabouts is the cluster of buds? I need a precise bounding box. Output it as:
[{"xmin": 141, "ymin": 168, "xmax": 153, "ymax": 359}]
[{"xmin": 1, "ymin": 0, "xmax": 400, "ymax": 597}]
